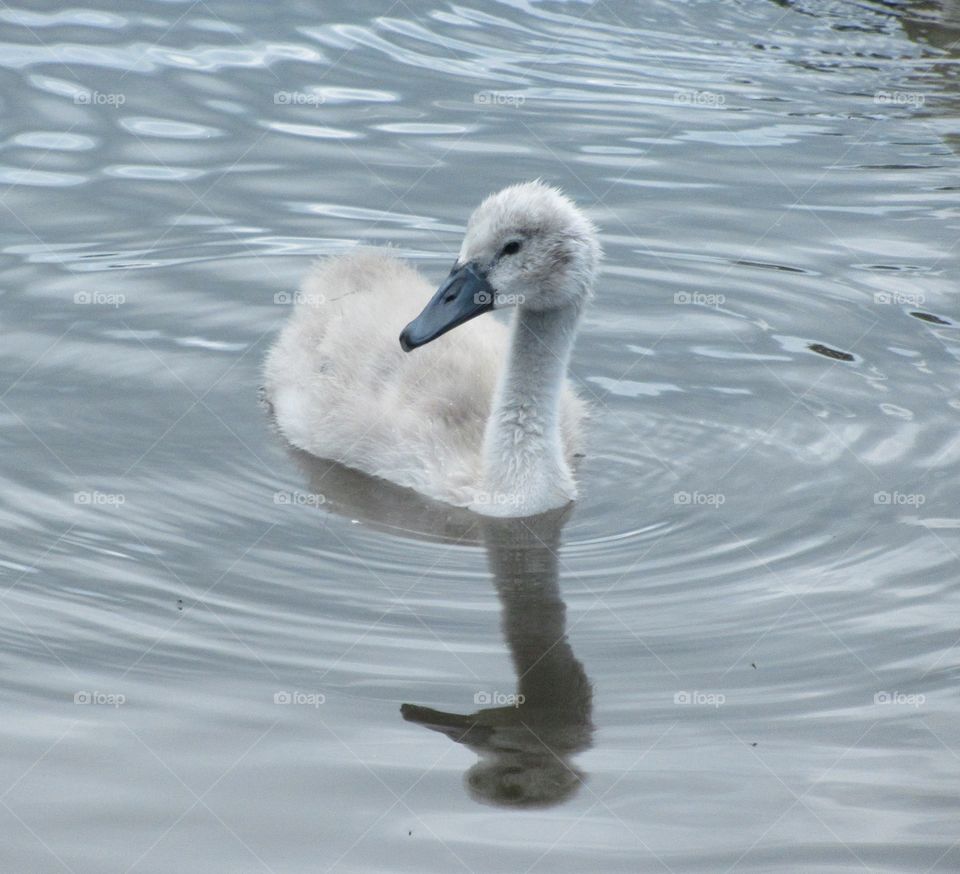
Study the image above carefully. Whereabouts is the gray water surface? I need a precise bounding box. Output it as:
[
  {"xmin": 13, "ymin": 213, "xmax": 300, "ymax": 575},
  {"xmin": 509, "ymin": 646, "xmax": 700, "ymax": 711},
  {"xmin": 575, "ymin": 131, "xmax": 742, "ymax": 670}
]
[{"xmin": 2, "ymin": 1, "xmax": 960, "ymax": 872}]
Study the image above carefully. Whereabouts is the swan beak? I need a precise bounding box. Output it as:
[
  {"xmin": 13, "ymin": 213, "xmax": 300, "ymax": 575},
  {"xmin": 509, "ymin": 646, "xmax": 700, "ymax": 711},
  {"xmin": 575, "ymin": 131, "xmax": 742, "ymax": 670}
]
[{"xmin": 399, "ymin": 261, "xmax": 494, "ymax": 352}]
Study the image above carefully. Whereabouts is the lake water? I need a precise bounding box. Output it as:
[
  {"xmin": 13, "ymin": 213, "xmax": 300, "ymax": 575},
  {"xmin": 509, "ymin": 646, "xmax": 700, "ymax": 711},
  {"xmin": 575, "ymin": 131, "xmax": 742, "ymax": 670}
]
[{"xmin": 2, "ymin": 0, "xmax": 959, "ymax": 871}]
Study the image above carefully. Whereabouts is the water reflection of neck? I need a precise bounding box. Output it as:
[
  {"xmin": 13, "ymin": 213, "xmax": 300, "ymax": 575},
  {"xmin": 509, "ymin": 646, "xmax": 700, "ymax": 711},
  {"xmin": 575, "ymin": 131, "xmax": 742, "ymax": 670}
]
[{"xmin": 483, "ymin": 514, "xmax": 592, "ymax": 719}]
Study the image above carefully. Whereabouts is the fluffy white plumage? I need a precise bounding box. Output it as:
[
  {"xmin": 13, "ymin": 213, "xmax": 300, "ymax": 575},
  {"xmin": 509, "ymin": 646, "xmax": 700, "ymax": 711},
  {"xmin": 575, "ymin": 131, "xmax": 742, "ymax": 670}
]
[{"xmin": 263, "ymin": 182, "xmax": 600, "ymax": 516}]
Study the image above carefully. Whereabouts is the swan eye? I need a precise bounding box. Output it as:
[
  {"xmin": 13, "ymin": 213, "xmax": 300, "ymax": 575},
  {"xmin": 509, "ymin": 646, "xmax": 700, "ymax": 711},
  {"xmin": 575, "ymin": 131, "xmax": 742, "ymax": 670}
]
[{"xmin": 500, "ymin": 240, "xmax": 522, "ymax": 257}]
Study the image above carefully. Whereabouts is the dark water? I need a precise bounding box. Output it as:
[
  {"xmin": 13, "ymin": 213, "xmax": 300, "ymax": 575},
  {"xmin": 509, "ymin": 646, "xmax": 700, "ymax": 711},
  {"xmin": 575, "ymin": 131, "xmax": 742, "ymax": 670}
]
[{"xmin": 2, "ymin": 0, "xmax": 959, "ymax": 871}]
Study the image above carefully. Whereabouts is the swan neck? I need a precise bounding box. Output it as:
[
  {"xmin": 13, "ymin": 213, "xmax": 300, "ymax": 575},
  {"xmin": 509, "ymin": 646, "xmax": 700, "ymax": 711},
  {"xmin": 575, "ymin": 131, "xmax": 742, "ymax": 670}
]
[
  {"xmin": 505, "ymin": 305, "xmax": 578, "ymax": 409},
  {"xmin": 481, "ymin": 304, "xmax": 581, "ymax": 513}
]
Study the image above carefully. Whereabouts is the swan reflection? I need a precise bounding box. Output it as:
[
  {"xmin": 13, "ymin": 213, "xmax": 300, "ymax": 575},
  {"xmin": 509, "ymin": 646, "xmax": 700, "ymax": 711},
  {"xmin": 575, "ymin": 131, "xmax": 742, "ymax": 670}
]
[
  {"xmin": 403, "ymin": 512, "xmax": 593, "ymax": 808},
  {"xmin": 282, "ymin": 445, "xmax": 594, "ymax": 809}
]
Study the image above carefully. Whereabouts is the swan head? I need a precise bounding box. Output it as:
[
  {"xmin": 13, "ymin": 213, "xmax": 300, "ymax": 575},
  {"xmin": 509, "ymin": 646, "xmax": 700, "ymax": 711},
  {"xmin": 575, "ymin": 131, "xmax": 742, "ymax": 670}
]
[{"xmin": 400, "ymin": 181, "xmax": 600, "ymax": 351}]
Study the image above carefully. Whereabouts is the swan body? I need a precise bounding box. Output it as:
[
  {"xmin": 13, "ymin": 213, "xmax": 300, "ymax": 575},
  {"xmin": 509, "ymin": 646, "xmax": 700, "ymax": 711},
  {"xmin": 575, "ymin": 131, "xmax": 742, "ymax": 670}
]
[{"xmin": 263, "ymin": 182, "xmax": 600, "ymax": 517}]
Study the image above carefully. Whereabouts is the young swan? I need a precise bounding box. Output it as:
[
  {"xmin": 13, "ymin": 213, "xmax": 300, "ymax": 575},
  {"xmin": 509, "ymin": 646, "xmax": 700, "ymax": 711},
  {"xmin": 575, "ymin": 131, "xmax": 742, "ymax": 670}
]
[{"xmin": 264, "ymin": 181, "xmax": 601, "ymax": 518}]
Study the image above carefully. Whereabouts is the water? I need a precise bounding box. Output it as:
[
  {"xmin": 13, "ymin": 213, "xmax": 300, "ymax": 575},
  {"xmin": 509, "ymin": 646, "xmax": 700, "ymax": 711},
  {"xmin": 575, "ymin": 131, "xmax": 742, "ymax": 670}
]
[{"xmin": 2, "ymin": 0, "xmax": 959, "ymax": 871}]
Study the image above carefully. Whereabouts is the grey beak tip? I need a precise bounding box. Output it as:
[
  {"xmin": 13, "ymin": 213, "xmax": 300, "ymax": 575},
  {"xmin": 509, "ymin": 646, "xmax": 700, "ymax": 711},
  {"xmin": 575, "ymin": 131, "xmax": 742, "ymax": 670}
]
[{"xmin": 398, "ymin": 261, "xmax": 493, "ymax": 352}]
